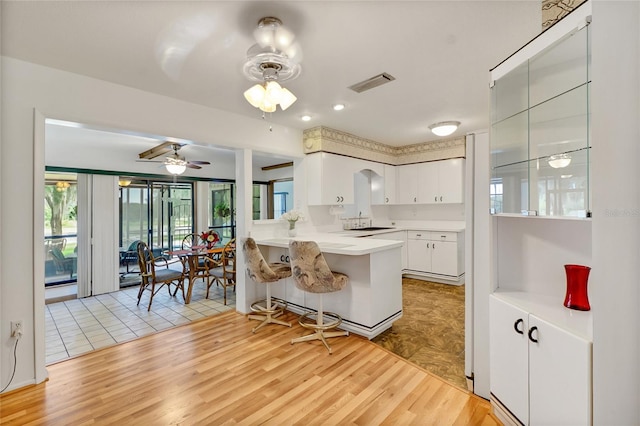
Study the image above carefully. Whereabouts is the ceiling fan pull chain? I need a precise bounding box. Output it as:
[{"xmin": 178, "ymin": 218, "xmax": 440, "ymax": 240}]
[{"xmin": 261, "ymin": 111, "xmax": 273, "ymax": 132}]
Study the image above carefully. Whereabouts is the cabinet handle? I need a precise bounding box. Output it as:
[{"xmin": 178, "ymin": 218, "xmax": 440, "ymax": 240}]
[
  {"xmin": 528, "ymin": 326, "xmax": 539, "ymax": 343},
  {"xmin": 414, "ymin": 197, "xmax": 417, "ymax": 202},
  {"xmin": 440, "ymin": 196, "xmax": 443, "ymax": 202},
  {"xmin": 340, "ymin": 196, "xmax": 344, "ymax": 202},
  {"xmin": 280, "ymin": 255, "xmax": 285, "ymax": 262},
  {"xmin": 336, "ymin": 196, "xmax": 340, "ymax": 203},
  {"xmin": 285, "ymin": 255, "xmax": 290, "ymax": 263},
  {"xmin": 385, "ymin": 197, "xmax": 389, "ymax": 203},
  {"xmin": 426, "ymin": 242, "xmax": 429, "ymax": 248},
  {"xmin": 416, "ymin": 234, "xmax": 421, "ymax": 237},
  {"xmin": 513, "ymin": 318, "xmax": 524, "ymax": 335},
  {"xmin": 435, "ymin": 196, "xmax": 438, "ymax": 202},
  {"xmin": 433, "ymin": 243, "xmax": 436, "ymax": 250}
]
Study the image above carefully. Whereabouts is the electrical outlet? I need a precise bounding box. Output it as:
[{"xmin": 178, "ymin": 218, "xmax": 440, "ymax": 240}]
[{"xmin": 11, "ymin": 321, "xmax": 23, "ymax": 338}]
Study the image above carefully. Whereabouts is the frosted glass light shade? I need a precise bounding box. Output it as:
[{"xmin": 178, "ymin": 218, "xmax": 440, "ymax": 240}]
[
  {"xmin": 279, "ymin": 88, "xmax": 297, "ymax": 110},
  {"xmin": 244, "ymin": 84, "xmax": 266, "ymax": 108},
  {"xmin": 165, "ymin": 163, "xmax": 186, "ymax": 175},
  {"xmin": 429, "ymin": 121, "xmax": 460, "ymax": 137},
  {"xmin": 548, "ymin": 154, "xmax": 572, "ymax": 169},
  {"xmin": 244, "ymin": 81, "xmax": 296, "ymax": 112}
]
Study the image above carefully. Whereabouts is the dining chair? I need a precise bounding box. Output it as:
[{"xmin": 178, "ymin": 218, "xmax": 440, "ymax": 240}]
[
  {"xmin": 136, "ymin": 241, "xmax": 185, "ymax": 311},
  {"xmin": 181, "ymin": 233, "xmax": 219, "ymax": 289},
  {"xmin": 242, "ymin": 237, "xmax": 292, "ymax": 333},
  {"xmin": 288, "ymin": 240, "xmax": 349, "ymax": 354},
  {"xmin": 210, "ymin": 238, "xmax": 236, "ymax": 305}
]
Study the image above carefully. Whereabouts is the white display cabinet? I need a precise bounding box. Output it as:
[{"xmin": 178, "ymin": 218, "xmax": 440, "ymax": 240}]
[{"xmin": 490, "ymin": 18, "xmax": 591, "ymax": 218}]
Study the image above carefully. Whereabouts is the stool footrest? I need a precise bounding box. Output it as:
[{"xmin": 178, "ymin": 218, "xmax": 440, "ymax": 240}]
[{"xmin": 298, "ymin": 311, "xmax": 342, "ymax": 331}]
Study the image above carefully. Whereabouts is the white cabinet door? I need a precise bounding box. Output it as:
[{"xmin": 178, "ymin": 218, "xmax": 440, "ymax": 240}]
[
  {"xmin": 396, "ymin": 164, "xmax": 419, "ymax": 204},
  {"xmin": 438, "ymin": 158, "xmax": 464, "ymax": 203},
  {"xmin": 384, "ymin": 164, "xmax": 396, "ymax": 204},
  {"xmin": 418, "ymin": 162, "xmax": 439, "ymax": 204},
  {"xmin": 322, "ymin": 153, "xmax": 355, "ymax": 205},
  {"xmin": 407, "ymin": 238, "xmax": 430, "ymax": 272},
  {"xmin": 307, "ymin": 152, "xmax": 356, "ymax": 205},
  {"xmin": 489, "ymin": 296, "xmax": 529, "ymax": 425},
  {"xmin": 430, "ymin": 240, "xmax": 458, "ymax": 276},
  {"xmin": 528, "ymin": 315, "xmax": 592, "ymax": 426}
]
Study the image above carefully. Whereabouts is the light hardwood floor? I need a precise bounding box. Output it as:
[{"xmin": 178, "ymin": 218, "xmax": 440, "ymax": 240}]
[{"xmin": 0, "ymin": 310, "xmax": 499, "ymax": 425}]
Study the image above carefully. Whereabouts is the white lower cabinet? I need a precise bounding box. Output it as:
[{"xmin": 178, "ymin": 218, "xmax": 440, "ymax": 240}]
[
  {"xmin": 406, "ymin": 231, "xmax": 463, "ymax": 278},
  {"xmin": 490, "ymin": 294, "xmax": 592, "ymax": 426}
]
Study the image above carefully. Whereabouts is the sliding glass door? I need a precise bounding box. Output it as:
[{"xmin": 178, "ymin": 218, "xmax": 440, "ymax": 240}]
[
  {"xmin": 120, "ymin": 180, "xmax": 193, "ymax": 255},
  {"xmin": 151, "ymin": 182, "xmax": 193, "ymax": 251}
]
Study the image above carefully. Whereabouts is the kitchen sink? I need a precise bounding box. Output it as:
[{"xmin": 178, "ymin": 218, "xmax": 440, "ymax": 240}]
[{"xmin": 347, "ymin": 227, "xmax": 395, "ymax": 231}]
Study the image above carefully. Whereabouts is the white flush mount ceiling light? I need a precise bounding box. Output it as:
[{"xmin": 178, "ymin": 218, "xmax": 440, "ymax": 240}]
[
  {"xmin": 548, "ymin": 153, "xmax": 572, "ymax": 169},
  {"xmin": 243, "ymin": 17, "xmax": 302, "ymax": 113},
  {"xmin": 333, "ymin": 103, "xmax": 345, "ymax": 111},
  {"xmin": 301, "ymin": 115, "xmax": 311, "ymax": 122},
  {"xmin": 429, "ymin": 121, "xmax": 460, "ymax": 137}
]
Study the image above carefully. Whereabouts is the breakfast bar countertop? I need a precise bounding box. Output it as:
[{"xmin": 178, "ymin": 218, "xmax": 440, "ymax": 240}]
[{"xmin": 254, "ymin": 233, "xmax": 403, "ymax": 256}]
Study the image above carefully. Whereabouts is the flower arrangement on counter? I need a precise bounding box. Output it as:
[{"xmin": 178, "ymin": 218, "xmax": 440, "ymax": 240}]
[
  {"xmin": 281, "ymin": 210, "xmax": 305, "ymax": 237},
  {"xmin": 199, "ymin": 230, "xmax": 220, "ymax": 248},
  {"xmin": 281, "ymin": 209, "xmax": 305, "ymax": 224}
]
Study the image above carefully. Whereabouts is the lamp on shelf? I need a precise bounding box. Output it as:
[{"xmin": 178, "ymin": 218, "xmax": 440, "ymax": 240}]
[
  {"xmin": 242, "ymin": 17, "xmax": 302, "ymax": 114},
  {"xmin": 429, "ymin": 121, "xmax": 460, "ymax": 137},
  {"xmin": 118, "ymin": 178, "xmax": 132, "ymax": 187},
  {"xmin": 548, "ymin": 153, "xmax": 572, "ymax": 169}
]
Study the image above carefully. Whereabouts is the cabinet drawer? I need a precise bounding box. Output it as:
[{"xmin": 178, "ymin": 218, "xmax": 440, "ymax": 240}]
[
  {"xmin": 407, "ymin": 231, "xmax": 430, "ymax": 240},
  {"xmin": 432, "ymin": 232, "xmax": 457, "ymax": 242},
  {"xmin": 407, "ymin": 230, "xmax": 458, "ymax": 242}
]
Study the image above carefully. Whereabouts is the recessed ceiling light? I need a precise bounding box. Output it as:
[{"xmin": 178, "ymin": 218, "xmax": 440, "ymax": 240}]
[
  {"xmin": 333, "ymin": 104, "xmax": 345, "ymax": 111},
  {"xmin": 301, "ymin": 115, "xmax": 312, "ymax": 122}
]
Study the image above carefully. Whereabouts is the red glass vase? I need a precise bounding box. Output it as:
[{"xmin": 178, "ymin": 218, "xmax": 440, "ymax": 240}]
[{"xmin": 563, "ymin": 264, "xmax": 591, "ymax": 311}]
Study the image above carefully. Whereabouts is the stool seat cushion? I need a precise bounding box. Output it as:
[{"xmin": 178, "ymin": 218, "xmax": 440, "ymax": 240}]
[
  {"xmin": 289, "ymin": 240, "xmax": 348, "ymax": 294},
  {"xmin": 242, "ymin": 238, "xmax": 292, "ymax": 283}
]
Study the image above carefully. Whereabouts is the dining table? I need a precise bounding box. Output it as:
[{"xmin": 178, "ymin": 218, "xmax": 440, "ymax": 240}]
[{"xmin": 167, "ymin": 245, "xmax": 224, "ymax": 304}]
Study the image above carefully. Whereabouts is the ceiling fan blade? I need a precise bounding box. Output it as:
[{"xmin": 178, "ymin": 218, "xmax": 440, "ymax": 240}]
[
  {"xmin": 186, "ymin": 163, "xmax": 202, "ymax": 170},
  {"xmin": 135, "ymin": 159, "xmax": 164, "ymax": 163},
  {"xmin": 189, "ymin": 160, "xmax": 210, "ymax": 165}
]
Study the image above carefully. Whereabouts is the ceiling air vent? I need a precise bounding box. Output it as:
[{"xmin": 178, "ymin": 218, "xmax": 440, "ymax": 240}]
[{"xmin": 348, "ymin": 72, "xmax": 396, "ymax": 93}]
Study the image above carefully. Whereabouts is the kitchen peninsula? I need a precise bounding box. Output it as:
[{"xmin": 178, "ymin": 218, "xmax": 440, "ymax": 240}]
[{"xmin": 255, "ymin": 235, "xmax": 403, "ymax": 339}]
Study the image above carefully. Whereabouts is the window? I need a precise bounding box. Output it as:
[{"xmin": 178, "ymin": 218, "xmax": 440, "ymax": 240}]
[{"xmin": 44, "ymin": 172, "xmax": 78, "ymax": 286}]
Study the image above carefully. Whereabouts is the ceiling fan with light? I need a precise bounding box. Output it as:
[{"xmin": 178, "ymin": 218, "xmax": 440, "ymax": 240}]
[
  {"xmin": 242, "ymin": 16, "xmax": 302, "ymax": 113},
  {"xmin": 138, "ymin": 141, "xmax": 210, "ymax": 175}
]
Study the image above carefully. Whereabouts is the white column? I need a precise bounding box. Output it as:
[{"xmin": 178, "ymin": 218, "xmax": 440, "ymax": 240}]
[
  {"xmin": 194, "ymin": 181, "xmax": 210, "ymax": 232},
  {"xmin": 234, "ymin": 148, "xmax": 255, "ymax": 313}
]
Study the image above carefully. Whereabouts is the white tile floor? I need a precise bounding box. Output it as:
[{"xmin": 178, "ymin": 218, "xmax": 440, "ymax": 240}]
[{"xmin": 45, "ymin": 280, "xmax": 235, "ymax": 364}]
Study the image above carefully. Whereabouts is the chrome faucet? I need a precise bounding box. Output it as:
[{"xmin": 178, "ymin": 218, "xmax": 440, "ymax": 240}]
[{"xmin": 358, "ymin": 211, "xmax": 363, "ymax": 228}]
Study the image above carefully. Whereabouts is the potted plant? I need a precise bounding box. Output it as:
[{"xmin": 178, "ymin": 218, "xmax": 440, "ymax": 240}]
[{"xmin": 215, "ymin": 202, "xmax": 231, "ymax": 219}]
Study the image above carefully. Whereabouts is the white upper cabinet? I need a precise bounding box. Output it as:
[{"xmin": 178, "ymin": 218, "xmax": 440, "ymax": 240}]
[
  {"xmin": 306, "ymin": 152, "xmax": 355, "ymax": 205},
  {"xmin": 396, "ymin": 164, "xmax": 419, "ymax": 204},
  {"xmin": 397, "ymin": 159, "xmax": 465, "ymax": 205},
  {"xmin": 371, "ymin": 164, "xmax": 396, "ymax": 205}
]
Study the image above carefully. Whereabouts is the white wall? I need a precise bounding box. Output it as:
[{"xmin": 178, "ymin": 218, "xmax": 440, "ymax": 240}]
[
  {"xmin": 591, "ymin": 1, "xmax": 640, "ymax": 422},
  {"xmin": 0, "ymin": 57, "xmax": 302, "ymax": 391}
]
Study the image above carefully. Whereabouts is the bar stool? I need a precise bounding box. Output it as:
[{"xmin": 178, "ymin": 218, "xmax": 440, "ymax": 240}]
[
  {"xmin": 241, "ymin": 237, "xmax": 292, "ymax": 333},
  {"xmin": 288, "ymin": 240, "xmax": 349, "ymax": 354}
]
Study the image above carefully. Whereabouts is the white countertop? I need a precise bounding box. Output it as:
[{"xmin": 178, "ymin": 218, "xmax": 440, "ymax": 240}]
[
  {"xmin": 255, "ymin": 233, "xmax": 403, "ymax": 256},
  {"xmin": 332, "ymin": 221, "xmax": 465, "ymax": 237}
]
